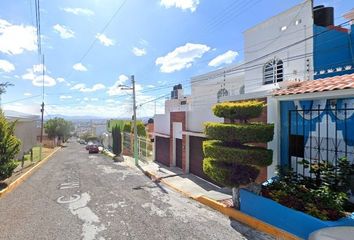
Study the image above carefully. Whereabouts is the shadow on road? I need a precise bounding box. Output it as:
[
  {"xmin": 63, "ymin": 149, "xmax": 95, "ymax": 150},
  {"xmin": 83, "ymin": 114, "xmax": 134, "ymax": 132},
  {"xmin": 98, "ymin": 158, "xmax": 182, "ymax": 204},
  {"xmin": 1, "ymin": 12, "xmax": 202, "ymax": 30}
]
[{"xmin": 136, "ymin": 164, "xmax": 169, "ymax": 194}]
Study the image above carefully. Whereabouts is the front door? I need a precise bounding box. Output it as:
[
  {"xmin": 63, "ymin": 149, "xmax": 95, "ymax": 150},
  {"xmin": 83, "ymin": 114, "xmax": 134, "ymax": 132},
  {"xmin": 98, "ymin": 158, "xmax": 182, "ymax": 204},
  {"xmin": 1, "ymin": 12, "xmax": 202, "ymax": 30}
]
[{"xmin": 175, "ymin": 138, "xmax": 182, "ymax": 169}]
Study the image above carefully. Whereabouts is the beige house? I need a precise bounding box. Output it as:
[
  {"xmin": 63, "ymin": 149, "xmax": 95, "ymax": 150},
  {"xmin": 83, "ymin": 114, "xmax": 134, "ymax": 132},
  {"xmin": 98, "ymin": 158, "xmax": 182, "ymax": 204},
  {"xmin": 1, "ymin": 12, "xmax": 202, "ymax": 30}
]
[{"xmin": 5, "ymin": 110, "xmax": 41, "ymax": 159}]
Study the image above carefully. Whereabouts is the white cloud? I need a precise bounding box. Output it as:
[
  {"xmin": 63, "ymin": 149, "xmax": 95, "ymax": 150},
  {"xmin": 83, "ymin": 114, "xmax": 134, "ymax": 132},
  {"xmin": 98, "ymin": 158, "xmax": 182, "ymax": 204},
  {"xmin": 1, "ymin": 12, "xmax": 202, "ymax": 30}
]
[
  {"xmin": 60, "ymin": 95, "xmax": 72, "ymax": 99},
  {"xmin": 0, "ymin": 59, "xmax": 15, "ymax": 72},
  {"xmin": 0, "ymin": 19, "xmax": 37, "ymax": 55},
  {"xmin": 22, "ymin": 64, "xmax": 56, "ymax": 87},
  {"xmin": 71, "ymin": 83, "xmax": 85, "ymax": 90},
  {"xmin": 73, "ymin": 63, "xmax": 88, "ymax": 71},
  {"xmin": 53, "ymin": 24, "xmax": 75, "ymax": 39},
  {"xmin": 57, "ymin": 77, "xmax": 65, "ymax": 83},
  {"xmin": 62, "ymin": 8, "xmax": 94, "ymax": 16},
  {"xmin": 24, "ymin": 92, "xmax": 32, "ymax": 96},
  {"xmin": 208, "ymin": 50, "xmax": 239, "ymax": 67},
  {"xmin": 160, "ymin": 0, "xmax": 200, "ymax": 12},
  {"xmin": 107, "ymin": 74, "xmax": 129, "ymax": 96},
  {"xmin": 71, "ymin": 83, "xmax": 105, "ymax": 92},
  {"xmin": 57, "ymin": 77, "xmax": 71, "ymax": 86},
  {"xmin": 139, "ymin": 39, "xmax": 149, "ymax": 46},
  {"xmin": 132, "ymin": 47, "xmax": 146, "ymax": 56},
  {"xmin": 95, "ymin": 33, "xmax": 114, "ymax": 47},
  {"xmin": 155, "ymin": 43, "xmax": 210, "ymax": 73}
]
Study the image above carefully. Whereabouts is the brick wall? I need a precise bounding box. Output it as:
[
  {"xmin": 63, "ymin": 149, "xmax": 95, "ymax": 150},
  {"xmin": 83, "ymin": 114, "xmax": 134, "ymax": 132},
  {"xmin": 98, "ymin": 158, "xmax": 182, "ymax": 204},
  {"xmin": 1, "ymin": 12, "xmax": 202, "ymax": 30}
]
[{"xmin": 169, "ymin": 112, "xmax": 187, "ymax": 172}]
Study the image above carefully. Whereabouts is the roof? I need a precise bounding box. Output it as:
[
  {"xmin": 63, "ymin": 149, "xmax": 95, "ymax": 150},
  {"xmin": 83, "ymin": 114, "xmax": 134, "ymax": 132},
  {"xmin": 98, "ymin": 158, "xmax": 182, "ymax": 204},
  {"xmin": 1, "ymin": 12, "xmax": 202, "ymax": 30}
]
[
  {"xmin": 273, "ymin": 73, "xmax": 354, "ymax": 96},
  {"xmin": 4, "ymin": 110, "xmax": 40, "ymax": 121}
]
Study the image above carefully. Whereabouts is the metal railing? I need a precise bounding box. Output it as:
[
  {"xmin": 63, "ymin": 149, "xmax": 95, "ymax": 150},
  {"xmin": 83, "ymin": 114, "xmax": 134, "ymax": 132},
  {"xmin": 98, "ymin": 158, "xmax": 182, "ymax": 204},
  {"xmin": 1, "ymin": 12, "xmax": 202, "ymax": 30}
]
[{"xmin": 288, "ymin": 104, "xmax": 354, "ymax": 178}]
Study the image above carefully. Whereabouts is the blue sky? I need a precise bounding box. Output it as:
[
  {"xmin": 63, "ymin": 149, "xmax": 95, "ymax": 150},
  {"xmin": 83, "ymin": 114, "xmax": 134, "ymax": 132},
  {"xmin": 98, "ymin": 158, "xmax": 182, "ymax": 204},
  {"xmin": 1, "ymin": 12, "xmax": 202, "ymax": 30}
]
[{"xmin": 0, "ymin": 0, "xmax": 352, "ymax": 118}]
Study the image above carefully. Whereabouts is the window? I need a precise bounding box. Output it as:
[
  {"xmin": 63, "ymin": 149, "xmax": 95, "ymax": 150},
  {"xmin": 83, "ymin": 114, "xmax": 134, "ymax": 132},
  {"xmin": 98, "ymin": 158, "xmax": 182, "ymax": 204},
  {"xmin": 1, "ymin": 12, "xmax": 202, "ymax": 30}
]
[
  {"xmin": 263, "ymin": 58, "xmax": 283, "ymax": 84},
  {"xmin": 217, "ymin": 88, "xmax": 228, "ymax": 103}
]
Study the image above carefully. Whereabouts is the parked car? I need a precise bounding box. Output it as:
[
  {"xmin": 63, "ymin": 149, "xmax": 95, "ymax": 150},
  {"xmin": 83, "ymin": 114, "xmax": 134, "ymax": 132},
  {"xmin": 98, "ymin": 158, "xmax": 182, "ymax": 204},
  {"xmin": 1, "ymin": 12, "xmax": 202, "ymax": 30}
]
[
  {"xmin": 85, "ymin": 141, "xmax": 93, "ymax": 150},
  {"xmin": 88, "ymin": 144, "xmax": 99, "ymax": 154}
]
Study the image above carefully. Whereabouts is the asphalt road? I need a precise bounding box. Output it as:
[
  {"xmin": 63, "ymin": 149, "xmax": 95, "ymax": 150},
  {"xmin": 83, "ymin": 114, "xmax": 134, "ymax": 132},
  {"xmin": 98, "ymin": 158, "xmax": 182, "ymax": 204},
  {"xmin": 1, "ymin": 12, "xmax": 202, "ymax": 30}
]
[{"xmin": 0, "ymin": 140, "xmax": 273, "ymax": 240}]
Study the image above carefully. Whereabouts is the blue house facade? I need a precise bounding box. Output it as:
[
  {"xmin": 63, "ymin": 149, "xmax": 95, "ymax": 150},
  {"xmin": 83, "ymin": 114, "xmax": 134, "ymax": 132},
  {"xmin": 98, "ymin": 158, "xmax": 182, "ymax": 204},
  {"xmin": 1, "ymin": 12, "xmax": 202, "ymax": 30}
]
[
  {"xmin": 313, "ymin": 24, "xmax": 354, "ymax": 79},
  {"xmin": 278, "ymin": 6, "xmax": 354, "ymax": 171}
]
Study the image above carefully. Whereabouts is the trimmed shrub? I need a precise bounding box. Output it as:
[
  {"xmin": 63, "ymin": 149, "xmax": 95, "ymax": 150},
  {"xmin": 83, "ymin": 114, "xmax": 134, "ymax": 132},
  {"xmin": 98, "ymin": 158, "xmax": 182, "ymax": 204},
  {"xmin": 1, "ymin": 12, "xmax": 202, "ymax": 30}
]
[
  {"xmin": 203, "ymin": 158, "xmax": 233, "ymax": 186},
  {"xmin": 203, "ymin": 158, "xmax": 260, "ymax": 187},
  {"xmin": 112, "ymin": 126, "xmax": 122, "ymax": 155},
  {"xmin": 212, "ymin": 101, "xmax": 265, "ymax": 122},
  {"xmin": 123, "ymin": 122, "xmax": 132, "ymax": 133},
  {"xmin": 203, "ymin": 140, "xmax": 272, "ymax": 166},
  {"xmin": 204, "ymin": 122, "xmax": 274, "ymax": 144}
]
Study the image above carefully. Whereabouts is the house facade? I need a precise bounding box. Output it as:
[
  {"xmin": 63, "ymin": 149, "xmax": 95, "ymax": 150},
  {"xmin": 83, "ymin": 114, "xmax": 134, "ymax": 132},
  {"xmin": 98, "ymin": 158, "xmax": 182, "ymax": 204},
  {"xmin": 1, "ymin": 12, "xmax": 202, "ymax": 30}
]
[
  {"xmin": 5, "ymin": 110, "xmax": 40, "ymax": 159},
  {"xmin": 153, "ymin": 1, "xmax": 354, "ymax": 183}
]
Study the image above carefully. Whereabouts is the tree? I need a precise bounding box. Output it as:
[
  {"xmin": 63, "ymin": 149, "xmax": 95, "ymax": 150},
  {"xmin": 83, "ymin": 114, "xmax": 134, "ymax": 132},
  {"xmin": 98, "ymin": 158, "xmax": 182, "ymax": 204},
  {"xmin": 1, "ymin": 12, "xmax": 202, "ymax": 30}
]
[
  {"xmin": 0, "ymin": 82, "xmax": 14, "ymax": 107},
  {"xmin": 0, "ymin": 110, "xmax": 20, "ymax": 181},
  {"xmin": 44, "ymin": 118, "xmax": 73, "ymax": 141},
  {"xmin": 112, "ymin": 125, "xmax": 122, "ymax": 155},
  {"xmin": 203, "ymin": 100, "xmax": 274, "ymax": 209}
]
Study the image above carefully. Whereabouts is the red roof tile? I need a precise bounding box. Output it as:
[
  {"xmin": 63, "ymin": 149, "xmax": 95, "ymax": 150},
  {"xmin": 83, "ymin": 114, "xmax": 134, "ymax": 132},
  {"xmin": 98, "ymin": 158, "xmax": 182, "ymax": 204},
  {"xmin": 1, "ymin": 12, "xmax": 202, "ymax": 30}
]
[{"xmin": 273, "ymin": 73, "xmax": 354, "ymax": 96}]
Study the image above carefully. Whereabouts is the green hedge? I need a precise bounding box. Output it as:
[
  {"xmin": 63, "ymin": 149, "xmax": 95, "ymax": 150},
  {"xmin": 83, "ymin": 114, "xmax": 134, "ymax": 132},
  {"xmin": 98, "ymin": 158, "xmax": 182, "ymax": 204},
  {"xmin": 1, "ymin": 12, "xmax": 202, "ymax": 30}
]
[
  {"xmin": 212, "ymin": 101, "xmax": 265, "ymax": 121},
  {"xmin": 204, "ymin": 122, "xmax": 274, "ymax": 143},
  {"xmin": 203, "ymin": 158, "xmax": 259, "ymax": 187},
  {"xmin": 203, "ymin": 140, "xmax": 272, "ymax": 167}
]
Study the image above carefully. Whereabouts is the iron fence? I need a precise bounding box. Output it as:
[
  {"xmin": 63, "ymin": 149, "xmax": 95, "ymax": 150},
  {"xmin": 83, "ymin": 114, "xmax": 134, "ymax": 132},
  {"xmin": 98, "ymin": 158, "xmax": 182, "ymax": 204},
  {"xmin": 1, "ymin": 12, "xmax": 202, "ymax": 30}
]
[{"xmin": 288, "ymin": 104, "xmax": 354, "ymax": 178}]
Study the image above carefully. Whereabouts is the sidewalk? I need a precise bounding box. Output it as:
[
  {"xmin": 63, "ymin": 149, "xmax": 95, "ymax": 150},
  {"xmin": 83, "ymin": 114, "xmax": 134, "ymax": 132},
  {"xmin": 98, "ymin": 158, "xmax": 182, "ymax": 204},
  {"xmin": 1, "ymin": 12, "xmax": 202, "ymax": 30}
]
[
  {"xmin": 120, "ymin": 155, "xmax": 300, "ymax": 240},
  {"xmin": 123, "ymin": 155, "xmax": 233, "ymax": 205}
]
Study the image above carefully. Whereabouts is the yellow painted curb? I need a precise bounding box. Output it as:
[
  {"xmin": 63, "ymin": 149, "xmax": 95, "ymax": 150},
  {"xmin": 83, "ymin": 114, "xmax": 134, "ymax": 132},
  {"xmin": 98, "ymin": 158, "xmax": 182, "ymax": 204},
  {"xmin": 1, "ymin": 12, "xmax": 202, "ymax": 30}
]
[
  {"xmin": 0, "ymin": 147, "xmax": 61, "ymax": 198},
  {"xmin": 142, "ymin": 168, "xmax": 301, "ymax": 240},
  {"xmin": 195, "ymin": 196, "xmax": 301, "ymax": 240}
]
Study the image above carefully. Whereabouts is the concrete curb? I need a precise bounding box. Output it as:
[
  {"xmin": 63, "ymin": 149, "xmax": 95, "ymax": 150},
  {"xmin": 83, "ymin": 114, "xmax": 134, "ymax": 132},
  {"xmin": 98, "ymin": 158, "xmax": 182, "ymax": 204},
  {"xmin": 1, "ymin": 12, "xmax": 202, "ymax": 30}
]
[
  {"xmin": 0, "ymin": 147, "xmax": 61, "ymax": 198},
  {"xmin": 142, "ymin": 168, "xmax": 301, "ymax": 240}
]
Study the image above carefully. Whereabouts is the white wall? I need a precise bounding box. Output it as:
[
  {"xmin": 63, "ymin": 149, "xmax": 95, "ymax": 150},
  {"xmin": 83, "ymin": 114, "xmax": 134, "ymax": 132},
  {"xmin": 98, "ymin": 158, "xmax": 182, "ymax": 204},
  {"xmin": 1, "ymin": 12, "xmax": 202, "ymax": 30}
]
[
  {"xmin": 244, "ymin": 0, "xmax": 313, "ymax": 93},
  {"xmin": 154, "ymin": 113, "xmax": 170, "ymax": 135},
  {"xmin": 191, "ymin": 65, "xmax": 244, "ymax": 110},
  {"xmin": 187, "ymin": 107, "xmax": 223, "ymax": 133},
  {"xmin": 13, "ymin": 120, "xmax": 40, "ymax": 159}
]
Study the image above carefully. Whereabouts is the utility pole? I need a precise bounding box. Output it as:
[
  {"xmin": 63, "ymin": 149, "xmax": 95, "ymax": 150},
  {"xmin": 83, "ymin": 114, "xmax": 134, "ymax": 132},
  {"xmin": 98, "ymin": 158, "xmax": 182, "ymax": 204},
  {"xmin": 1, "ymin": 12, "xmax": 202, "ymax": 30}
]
[
  {"xmin": 40, "ymin": 102, "xmax": 44, "ymax": 143},
  {"xmin": 40, "ymin": 55, "xmax": 45, "ymax": 161},
  {"xmin": 131, "ymin": 75, "xmax": 138, "ymax": 166}
]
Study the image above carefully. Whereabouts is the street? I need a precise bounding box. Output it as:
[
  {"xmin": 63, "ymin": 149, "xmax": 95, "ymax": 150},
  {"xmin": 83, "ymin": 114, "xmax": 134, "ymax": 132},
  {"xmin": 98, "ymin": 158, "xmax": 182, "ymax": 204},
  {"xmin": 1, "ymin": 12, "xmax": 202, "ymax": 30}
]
[{"xmin": 0, "ymin": 141, "xmax": 273, "ymax": 240}]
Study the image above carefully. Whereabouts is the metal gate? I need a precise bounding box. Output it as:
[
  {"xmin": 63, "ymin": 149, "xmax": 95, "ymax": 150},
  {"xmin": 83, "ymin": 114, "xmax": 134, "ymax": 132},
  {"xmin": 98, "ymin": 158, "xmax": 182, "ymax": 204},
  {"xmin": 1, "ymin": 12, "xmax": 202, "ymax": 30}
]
[
  {"xmin": 288, "ymin": 102, "xmax": 354, "ymax": 178},
  {"xmin": 137, "ymin": 136, "xmax": 153, "ymax": 162}
]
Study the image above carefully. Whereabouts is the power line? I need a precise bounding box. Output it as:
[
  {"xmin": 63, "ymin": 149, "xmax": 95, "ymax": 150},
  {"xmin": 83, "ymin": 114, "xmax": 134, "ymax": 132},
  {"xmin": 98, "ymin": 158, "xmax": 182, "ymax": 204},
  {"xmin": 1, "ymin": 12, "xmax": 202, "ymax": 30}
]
[{"xmin": 64, "ymin": 0, "xmax": 128, "ymax": 81}]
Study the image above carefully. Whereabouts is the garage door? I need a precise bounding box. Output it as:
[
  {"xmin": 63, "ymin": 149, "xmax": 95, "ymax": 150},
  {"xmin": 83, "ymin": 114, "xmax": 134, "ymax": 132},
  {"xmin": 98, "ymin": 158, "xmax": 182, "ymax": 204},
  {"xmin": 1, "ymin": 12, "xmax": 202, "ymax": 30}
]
[
  {"xmin": 189, "ymin": 136, "xmax": 213, "ymax": 182},
  {"xmin": 155, "ymin": 136, "xmax": 170, "ymax": 166}
]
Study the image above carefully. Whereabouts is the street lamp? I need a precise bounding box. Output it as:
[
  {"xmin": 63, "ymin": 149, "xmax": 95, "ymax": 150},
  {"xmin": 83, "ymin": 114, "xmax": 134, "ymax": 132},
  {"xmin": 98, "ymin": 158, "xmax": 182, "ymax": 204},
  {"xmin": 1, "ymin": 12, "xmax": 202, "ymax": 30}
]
[{"xmin": 118, "ymin": 75, "xmax": 138, "ymax": 166}]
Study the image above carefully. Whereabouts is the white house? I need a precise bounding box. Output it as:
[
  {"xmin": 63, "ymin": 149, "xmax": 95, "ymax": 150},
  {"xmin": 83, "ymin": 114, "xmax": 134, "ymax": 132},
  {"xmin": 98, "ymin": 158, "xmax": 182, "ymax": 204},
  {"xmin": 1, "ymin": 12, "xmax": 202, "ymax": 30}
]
[{"xmin": 4, "ymin": 110, "xmax": 40, "ymax": 159}]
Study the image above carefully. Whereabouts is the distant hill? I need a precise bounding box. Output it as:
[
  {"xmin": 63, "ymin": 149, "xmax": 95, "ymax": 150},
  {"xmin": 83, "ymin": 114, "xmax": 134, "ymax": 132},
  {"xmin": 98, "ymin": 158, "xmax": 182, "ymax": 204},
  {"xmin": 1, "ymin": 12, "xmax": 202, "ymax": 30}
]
[{"xmin": 45, "ymin": 114, "xmax": 108, "ymax": 121}]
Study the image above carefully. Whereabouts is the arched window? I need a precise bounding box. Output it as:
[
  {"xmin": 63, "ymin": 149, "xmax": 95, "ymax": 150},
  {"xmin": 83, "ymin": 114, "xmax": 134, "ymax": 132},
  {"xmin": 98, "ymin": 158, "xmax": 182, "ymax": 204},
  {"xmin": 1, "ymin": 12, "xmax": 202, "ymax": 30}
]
[
  {"xmin": 263, "ymin": 58, "xmax": 283, "ymax": 84},
  {"xmin": 217, "ymin": 88, "xmax": 228, "ymax": 103}
]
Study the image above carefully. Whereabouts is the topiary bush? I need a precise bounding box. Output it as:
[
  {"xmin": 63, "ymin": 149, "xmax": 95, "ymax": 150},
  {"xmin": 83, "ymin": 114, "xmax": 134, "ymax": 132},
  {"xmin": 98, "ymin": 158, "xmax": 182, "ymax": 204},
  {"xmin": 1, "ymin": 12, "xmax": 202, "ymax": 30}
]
[
  {"xmin": 212, "ymin": 101, "xmax": 265, "ymax": 123},
  {"xmin": 204, "ymin": 122, "xmax": 274, "ymax": 144},
  {"xmin": 203, "ymin": 140, "xmax": 272, "ymax": 166},
  {"xmin": 202, "ymin": 100, "xmax": 274, "ymax": 209}
]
